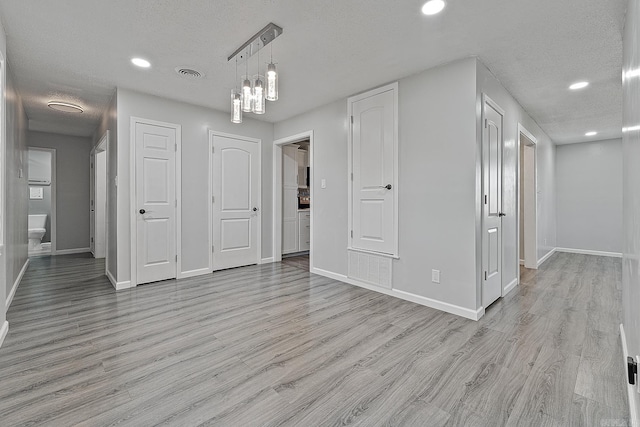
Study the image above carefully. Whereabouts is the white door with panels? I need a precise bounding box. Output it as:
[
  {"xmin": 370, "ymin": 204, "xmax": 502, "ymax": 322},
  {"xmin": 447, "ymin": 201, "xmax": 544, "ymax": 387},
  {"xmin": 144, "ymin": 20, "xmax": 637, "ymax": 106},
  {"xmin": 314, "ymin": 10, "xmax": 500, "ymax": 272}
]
[
  {"xmin": 211, "ymin": 133, "xmax": 260, "ymax": 270},
  {"xmin": 350, "ymin": 86, "xmax": 396, "ymax": 255},
  {"xmin": 135, "ymin": 121, "xmax": 178, "ymax": 285},
  {"xmin": 482, "ymin": 95, "xmax": 505, "ymax": 308}
]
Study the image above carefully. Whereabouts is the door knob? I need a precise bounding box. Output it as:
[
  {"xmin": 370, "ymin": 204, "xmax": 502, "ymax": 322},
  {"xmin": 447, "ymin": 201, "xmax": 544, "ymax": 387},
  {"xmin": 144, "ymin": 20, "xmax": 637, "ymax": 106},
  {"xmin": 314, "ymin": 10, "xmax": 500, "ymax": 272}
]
[
  {"xmin": 253, "ymin": 207, "xmax": 259, "ymax": 212},
  {"xmin": 139, "ymin": 209, "xmax": 146, "ymax": 214},
  {"xmin": 380, "ymin": 184, "xmax": 392, "ymax": 190},
  {"xmin": 499, "ymin": 212, "xmax": 506, "ymax": 217}
]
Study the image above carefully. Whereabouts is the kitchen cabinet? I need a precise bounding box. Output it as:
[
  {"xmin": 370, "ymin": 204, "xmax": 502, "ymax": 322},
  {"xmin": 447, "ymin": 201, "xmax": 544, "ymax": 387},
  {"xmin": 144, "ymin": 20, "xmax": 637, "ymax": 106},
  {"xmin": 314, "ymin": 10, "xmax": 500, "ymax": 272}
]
[{"xmin": 298, "ymin": 211, "xmax": 310, "ymax": 251}]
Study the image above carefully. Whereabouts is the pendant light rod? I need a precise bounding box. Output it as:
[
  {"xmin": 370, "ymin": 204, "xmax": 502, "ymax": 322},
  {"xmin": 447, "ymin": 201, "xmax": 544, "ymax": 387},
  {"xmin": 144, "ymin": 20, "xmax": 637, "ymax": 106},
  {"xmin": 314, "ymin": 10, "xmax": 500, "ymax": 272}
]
[{"xmin": 227, "ymin": 23, "xmax": 283, "ymax": 64}]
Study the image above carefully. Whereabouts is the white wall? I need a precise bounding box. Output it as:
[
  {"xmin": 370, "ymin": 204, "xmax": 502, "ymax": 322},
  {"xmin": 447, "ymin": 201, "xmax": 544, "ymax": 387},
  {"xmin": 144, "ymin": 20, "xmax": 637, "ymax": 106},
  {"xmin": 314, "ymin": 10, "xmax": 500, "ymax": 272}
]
[
  {"xmin": 622, "ymin": 0, "xmax": 640, "ymax": 418},
  {"xmin": 556, "ymin": 139, "xmax": 622, "ymax": 254},
  {"xmin": 277, "ymin": 58, "xmax": 482, "ymax": 315},
  {"xmin": 476, "ymin": 60, "xmax": 557, "ymax": 293},
  {"xmin": 115, "ymin": 88, "xmax": 274, "ymax": 282},
  {"xmin": 4, "ymin": 67, "xmax": 28, "ymax": 302},
  {"xmin": 28, "ymin": 131, "xmax": 92, "ymax": 251}
]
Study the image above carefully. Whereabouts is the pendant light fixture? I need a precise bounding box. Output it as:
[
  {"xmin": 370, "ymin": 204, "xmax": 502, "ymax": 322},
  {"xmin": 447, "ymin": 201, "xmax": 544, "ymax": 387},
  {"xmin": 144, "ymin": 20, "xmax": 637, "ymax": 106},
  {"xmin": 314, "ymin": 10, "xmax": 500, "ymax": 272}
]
[
  {"xmin": 231, "ymin": 59, "xmax": 243, "ymax": 123},
  {"xmin": 266, "ymin": 43, "xmax": 278, "ymax": 101},
  {"xmin": 252, "ymin": 50, "xmax": 266, "ymax": 115},
  {"xmin": 227, "ymin": 23, "xmax": 283, "ymax": 123}
]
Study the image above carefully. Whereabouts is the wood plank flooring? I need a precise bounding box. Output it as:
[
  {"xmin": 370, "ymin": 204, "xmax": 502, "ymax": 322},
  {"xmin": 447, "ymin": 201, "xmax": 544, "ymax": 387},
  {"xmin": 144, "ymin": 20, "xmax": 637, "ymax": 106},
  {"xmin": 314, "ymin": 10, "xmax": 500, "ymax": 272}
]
[{"xmin": 0, "ymin": 252, "xmax": 629, "ymax": 426}]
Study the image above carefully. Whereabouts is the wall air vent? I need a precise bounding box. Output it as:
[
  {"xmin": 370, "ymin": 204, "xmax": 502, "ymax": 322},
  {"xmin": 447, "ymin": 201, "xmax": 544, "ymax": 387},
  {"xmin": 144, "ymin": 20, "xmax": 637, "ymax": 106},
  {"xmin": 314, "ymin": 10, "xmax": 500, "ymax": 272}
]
[{"xmin": 175, "ymin": 68, "xmax": 204, "ymax": 79}]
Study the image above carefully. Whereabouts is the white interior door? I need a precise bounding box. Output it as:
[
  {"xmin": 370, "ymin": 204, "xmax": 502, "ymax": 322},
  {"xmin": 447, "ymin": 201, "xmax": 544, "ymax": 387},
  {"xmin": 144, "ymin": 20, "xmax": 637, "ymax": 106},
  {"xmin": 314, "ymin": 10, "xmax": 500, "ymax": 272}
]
[
  {"xmin": 351, "ymin": 88, "xmax": 395, "ymax": 255},
  {"xmin": 212, "ymin": 133, "xmax": 260, "ymax": 270},
  {"xmin": 482, "ymin": 96, "xmax": 505, "ymax": 308},
  {"xmin": 282, "ymin": 145, "xmax": 298, "ymax": 254},
  {"xmin": 135, "ymin": 122, "xmax": 177, "ymax": 285}
]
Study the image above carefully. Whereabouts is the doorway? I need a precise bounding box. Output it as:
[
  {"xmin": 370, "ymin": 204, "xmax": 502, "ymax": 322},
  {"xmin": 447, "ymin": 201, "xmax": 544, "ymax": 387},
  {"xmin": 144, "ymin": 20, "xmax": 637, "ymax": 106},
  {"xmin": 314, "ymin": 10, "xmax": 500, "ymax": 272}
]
[
  {"xmin": 27, "ymin": 147, "xmax": 56, "ymax": 257},
  {"xmin": 273, "ymin": 131, "xmax": 313, "ymax": 269},
  {"xmin": 518, "ymin": 124, "xmax": 538, "ymax": 273},
  {"xmin": 90, "ymin": 132, "xmax": 108, "ymax": 261}
]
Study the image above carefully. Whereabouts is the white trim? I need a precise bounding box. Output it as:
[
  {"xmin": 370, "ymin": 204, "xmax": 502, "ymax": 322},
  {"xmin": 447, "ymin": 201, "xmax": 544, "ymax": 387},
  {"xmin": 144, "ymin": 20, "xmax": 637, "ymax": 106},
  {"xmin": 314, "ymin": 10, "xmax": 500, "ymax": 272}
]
[
  {"xmin": 209, "ymin": 130, "xmax": 262, "ymax": 272},
  {"xmin": 272, "ymin": 130, "xmax": 314, "ymax": 268},
  {"xmin": 503, "ymin": 277, "xmax": 518, "ymax": 296},
  {"xmin": 555, "ymin": 247, "xmax": 622, "ymax": 258},
  {"xmin": 537, "ymin": 248, "xmax": 556, "ymax": 267},
  {"xmin": 347, "ymin": 82, "xmax": 399, "ymax": 258},
  {"xmin": 179, "ymin": 267, "xmax": 210, "ymax": 279},
  {"xmin": 106, "ymin": 268, "xmax": 117, "ymax": 288},
  {"xmin": 55, "ymin": 247, "xmax": 91, "ymax": 255},
  {"xmin": 6, "ymin": 259, "xmax": 29, "ymax": 308},
  {"xmin": 311, "ymin": 267, "xmax": 484, "ymax": 321},
  {"xmin": 91, "ymin": 131, "xmax": 109, "ymax": 271},
  {"xmin": 114, "ymin": 280, "xmax": 133, "ymax": 291},
  {"xmin": 0, "ymin": 321, "xmax": 8, "ymax": 349},
  {"xmin": 130, "ymin": 117, "xmax": 182, "ymax": 287},
  {"xmin": 519, "ymin": 259, "xmax": 525, "ymax": 265},
  {"xmin": 28, "ymin": 147, "xmax": 57, "ymax": 255},
  {"xmin": 620, "ymin": 324, "xmax": 640, "ymax": 427},
  {"xmin": 260, "ymin": 257, "xmax": 274, "ymax": 264}
]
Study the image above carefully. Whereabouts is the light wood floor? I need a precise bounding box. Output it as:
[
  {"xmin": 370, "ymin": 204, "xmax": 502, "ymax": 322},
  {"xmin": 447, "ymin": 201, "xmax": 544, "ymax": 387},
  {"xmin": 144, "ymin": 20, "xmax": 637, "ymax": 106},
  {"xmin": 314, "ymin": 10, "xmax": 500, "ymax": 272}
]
[{"xmin": 0, "ymin": 252, "xmax": 628, "ymax": 426}]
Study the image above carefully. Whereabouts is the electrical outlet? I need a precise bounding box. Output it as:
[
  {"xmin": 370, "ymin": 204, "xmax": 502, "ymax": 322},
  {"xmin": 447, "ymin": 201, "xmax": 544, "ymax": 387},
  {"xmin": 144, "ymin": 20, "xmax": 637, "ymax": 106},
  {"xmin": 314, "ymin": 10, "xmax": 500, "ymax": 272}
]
[
  {"xmin": 432, "ymin": 269, "xmax": 440, "ymax": 284},
  {"xmin": 321, "ymin": 179, "xmax": 326, "ymax": 189}
]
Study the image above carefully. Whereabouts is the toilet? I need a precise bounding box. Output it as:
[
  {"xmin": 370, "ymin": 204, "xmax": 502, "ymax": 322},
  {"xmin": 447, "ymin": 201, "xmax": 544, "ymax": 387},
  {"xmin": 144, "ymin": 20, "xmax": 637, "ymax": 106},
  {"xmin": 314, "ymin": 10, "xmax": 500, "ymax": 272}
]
[{"xmin": 28, "ymin": 214, "xmax": 47, "ymax": 252}]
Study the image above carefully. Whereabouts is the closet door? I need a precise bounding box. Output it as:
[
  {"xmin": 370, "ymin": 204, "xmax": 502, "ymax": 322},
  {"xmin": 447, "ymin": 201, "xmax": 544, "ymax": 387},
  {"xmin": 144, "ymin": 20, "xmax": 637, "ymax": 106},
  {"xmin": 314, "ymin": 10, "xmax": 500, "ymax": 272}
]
[{"xmin": 349, "ymin": 84, "xmax": 397, "ymax": 256}]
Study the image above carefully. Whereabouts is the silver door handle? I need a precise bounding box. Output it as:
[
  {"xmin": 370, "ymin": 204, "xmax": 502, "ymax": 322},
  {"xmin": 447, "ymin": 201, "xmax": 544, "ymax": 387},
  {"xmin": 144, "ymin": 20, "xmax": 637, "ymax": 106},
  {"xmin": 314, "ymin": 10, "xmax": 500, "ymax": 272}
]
[
  {"xmin": 499, "ymin": 212, "xmax": 506, "ymax": 217},
  {"xmin": 379, "ymin": 184, "xmax": 392, "ymax": 190},
  {"xmin": 253, "ymin": 207, "xmax": 259, "ymax": 212}
]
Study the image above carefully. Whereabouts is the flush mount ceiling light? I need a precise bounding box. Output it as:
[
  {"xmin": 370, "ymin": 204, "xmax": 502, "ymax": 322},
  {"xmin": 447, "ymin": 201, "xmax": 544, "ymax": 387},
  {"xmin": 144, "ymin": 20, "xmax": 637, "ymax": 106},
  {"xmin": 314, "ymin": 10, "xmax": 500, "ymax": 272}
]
[
  {"xmin": 131, "ymin": 57, "xmax": 151, "ymax": 68},
  {"xmin": 47, "ymin": 101, "xmax": 83, "ymax": 113},
  {"xmin": 422, "ymin": 0, "xmax": 446, "ymax": 15},
  {"xmin": 585, "ymin": 131, "xmax": 598, "ymax": 136},
  {"xmin": 227, "ymin": 23, "xmax": 283, "ymax": 123},
  {"xmin": 569, "ymin": 81, "xmax": 589, "ymax": 90}
]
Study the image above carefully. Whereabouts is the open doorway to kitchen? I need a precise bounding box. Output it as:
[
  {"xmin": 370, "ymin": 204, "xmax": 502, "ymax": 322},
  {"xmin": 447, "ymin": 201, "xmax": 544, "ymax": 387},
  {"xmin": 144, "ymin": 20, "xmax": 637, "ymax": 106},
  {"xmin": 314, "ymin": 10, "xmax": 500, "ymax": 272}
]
[
  {"xmin": 27, "ymin": 147, "xmax": 56, "ymax": 257},
  {"xmin": 273, "ymin": 131, "xmax": 313, "ymax": 271}
]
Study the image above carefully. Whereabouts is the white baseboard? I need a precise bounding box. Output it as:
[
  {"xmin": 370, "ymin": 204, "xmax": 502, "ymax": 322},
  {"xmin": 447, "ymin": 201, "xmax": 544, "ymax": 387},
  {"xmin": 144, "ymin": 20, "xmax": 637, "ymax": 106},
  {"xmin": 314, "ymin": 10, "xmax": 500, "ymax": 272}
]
[
  {"xmin": 311, "ymin": 267, "xmax": 484, "ymax": 321},
  {"xmin": 6, "ymin": 259, "xmax": 29, "ymax": 309},
  {"xmin": 260, "ymin": 257, "xmax": 275, "ymax": 264},
  {"xmin": 519, "ymin": 259, "xmax": 525, "ymax": 265},
  {"xmin": 555, "ymin": 247, "xmax": 622, "ymax": 258},
  {"xmin": 537, "ymin": 248, "xmax": 556, "ymax": 267},
  {"xmin": 620, "ymin": 324, "xmax": 639, "ymax": 427},
  {"xmin": 0, "ymin": 321, "xmax": 8, "ymax": 349},
  {"xmin": 504, "ymin": 277, "xmax": 518, "ymax": 296},
  {"xmin": 55, "ymin": 247, "xmax": 91, "ymax": 256},
  {"xmin": 106, "ymin": 269, "xmax": 133, "ymax": 291},
  {"xmin": 178, "ymin": 267, "xmax": 210, "ymax": 279}
]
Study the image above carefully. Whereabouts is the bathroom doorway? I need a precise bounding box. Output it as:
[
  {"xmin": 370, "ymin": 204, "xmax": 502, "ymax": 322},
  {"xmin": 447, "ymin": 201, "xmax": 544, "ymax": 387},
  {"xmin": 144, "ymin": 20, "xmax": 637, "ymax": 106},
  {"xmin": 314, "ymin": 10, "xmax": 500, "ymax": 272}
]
[{"xmin": 27, "ymin": 147, "xmax": 56, "ymax": 256}]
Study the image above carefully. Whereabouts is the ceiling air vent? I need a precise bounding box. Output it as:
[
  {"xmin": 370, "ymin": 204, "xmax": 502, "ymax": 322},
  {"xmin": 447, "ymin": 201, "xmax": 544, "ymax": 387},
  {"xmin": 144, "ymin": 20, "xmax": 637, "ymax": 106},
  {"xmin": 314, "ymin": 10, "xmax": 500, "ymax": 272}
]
[{"xmin": 175, "ymin": 67, "xmax": 204, "ymax": 79}]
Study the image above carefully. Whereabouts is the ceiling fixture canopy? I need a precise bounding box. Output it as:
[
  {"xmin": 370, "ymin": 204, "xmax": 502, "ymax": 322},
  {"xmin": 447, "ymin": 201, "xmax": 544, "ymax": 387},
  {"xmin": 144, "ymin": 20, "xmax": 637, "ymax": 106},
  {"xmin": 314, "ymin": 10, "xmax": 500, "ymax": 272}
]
[
  {"xmin": 47, "ymin": 101, "xmax": 83, "ymax": 113},
  {"xmin": 227, "ymin": 23, "xmax": 283, "ymax": 123}
]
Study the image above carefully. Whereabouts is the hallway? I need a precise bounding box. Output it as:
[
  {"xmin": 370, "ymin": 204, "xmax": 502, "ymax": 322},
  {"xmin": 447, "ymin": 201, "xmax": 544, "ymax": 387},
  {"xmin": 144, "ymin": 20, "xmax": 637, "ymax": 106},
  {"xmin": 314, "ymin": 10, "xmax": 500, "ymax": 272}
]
[{"xmin": 0, "ymin": 253, "xmax": 628, "ymax": 426}]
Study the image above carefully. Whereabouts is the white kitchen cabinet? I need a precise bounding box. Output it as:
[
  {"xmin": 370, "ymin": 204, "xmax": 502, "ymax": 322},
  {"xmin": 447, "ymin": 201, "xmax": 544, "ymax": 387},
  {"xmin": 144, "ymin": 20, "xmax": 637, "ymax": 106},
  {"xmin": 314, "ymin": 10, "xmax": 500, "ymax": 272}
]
[
  {"xmin": 282, "ymin": 145, "xmax": 299, "ymax": 254},
  {"xmin": 297, "ymin": 149, "xmax": 308, "ymax": 188},
  {"xmin": 298, "ymin": 211, "xmax": 310, "ymax": 251}
]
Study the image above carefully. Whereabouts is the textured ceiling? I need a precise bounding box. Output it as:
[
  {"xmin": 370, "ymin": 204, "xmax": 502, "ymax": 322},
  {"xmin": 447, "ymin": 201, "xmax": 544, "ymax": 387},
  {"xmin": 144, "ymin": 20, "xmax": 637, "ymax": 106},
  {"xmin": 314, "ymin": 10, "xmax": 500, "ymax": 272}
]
[{"xmin": 0, "ymin": 0, "xmax": 627, "ymax": 144}]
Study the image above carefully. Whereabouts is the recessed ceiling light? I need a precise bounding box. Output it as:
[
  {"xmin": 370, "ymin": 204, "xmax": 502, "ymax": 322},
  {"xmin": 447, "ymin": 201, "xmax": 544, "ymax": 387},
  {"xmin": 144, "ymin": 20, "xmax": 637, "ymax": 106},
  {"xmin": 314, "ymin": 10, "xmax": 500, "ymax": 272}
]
[
  {"xmin": 422, "ymin": 0, "xmax": 446, "ymax": 15},
  {"xmin": 47, "ymin": 101, "xmax": 83, "ymax": 113},
  {"xmin": 569, "ymin": 81, "xmax": 589, "ymax": 90},
  {"xmin": 585, "ymin": 131, "xmax": 597, "ymax": 137},
  {"xmin": 131, "ymin": 57, "xmax": 151, "ymax": 68}
]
